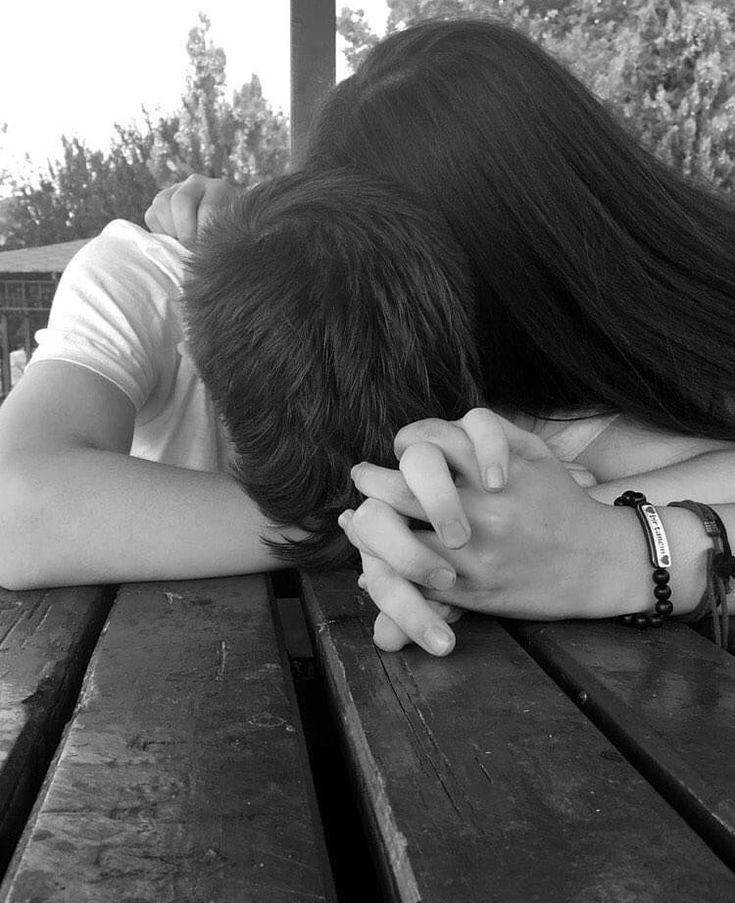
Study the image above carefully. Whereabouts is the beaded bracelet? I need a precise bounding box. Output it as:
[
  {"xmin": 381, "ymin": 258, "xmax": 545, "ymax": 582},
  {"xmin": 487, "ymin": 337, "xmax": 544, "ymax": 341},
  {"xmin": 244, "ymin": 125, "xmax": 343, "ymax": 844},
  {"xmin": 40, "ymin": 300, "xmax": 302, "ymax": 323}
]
[
  {"xmin": 614, "ymin": 490, "xmax": 674, "ymax": 628},
  {"xmin": 669, "ymin": 500, "xmax": 733, "ymax": 649}
]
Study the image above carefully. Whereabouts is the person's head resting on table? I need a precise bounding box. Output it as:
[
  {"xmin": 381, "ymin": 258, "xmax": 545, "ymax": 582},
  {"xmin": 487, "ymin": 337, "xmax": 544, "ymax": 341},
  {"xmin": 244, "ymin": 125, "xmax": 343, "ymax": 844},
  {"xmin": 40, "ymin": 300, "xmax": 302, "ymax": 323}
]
[{"xmin": 182, "ymin": 169, "xmax": 484, "ymax": 569}]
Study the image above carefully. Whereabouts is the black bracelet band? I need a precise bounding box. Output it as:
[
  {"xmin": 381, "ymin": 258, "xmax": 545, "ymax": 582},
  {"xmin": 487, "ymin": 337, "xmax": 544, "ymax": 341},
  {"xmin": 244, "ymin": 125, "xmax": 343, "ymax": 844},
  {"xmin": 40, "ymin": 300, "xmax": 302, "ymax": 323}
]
[
  {"xmin": 669, "ymin": 500, "xmax": 731, "ymax": 649},
  {"xmin": 614, "ymin": 490, "xmax": 674, "ymax": 628}
]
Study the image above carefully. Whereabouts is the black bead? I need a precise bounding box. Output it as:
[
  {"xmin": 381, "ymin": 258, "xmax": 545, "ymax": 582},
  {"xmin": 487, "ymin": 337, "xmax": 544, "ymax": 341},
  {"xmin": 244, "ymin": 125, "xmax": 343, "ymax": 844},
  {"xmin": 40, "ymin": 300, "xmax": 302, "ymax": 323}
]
[
  {"xmin": 633, "ymin": 613, "xmax": 650, "ymax": 629},
  {"xmin": 621, "ymin": 490, "xmax": 643, "ymax": 506},
  {"xmin": 655, "ymin": 599, "xmax": 674, "ymax": 616},
  {"xmin": 620, "ymin": 613, "xmax": 634, "ymax": 625},
  {"xmin": 648, "ymin": 615, "xmax": 664, "ymax": 628},
  {"xmin": 652, "ymin": 568, "xmax": 670, "ymax": 584},
  {"xmin": 654, "ymin": 584, "xmax": 672, "ymax": 601}
]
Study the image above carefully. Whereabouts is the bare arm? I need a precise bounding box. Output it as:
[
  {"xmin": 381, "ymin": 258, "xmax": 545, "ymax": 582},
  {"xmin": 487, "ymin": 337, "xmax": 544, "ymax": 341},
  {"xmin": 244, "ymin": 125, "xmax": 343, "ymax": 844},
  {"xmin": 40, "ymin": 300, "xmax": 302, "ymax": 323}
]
[
  {"xmin": 574, "ymin": 415, "xmax": 735, "ymax": 505},
  {"xmin": 0, "ymin": 361, "xmax": 289, "ymax": 590}
]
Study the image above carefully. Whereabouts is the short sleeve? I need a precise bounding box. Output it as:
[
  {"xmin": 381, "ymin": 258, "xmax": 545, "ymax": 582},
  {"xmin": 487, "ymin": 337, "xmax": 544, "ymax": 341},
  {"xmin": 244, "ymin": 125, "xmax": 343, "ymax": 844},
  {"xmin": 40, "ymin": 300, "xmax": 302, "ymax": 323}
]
[
  {"xmin": 28, "ymin": 220, "xmax": 188, "ymax": 411},
  {"xmin": 537, "ymin": 412, "xmax": 620, "ymax": 462}
]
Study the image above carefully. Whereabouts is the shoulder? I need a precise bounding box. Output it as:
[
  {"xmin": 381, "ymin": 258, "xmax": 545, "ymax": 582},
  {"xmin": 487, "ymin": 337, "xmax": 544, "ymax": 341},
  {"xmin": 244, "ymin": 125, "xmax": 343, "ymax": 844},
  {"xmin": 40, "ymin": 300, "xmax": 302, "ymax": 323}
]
[
  {"xmin": 30, "ymin": 222, "xmax": 189, "ymax": 410},
  {"xmin": 70, "ymin": 220, "xmax": 189, "ymax": 288},
  {"xmin": 52, "ymin": 220, "xmax": 189, "ymax": 331}
]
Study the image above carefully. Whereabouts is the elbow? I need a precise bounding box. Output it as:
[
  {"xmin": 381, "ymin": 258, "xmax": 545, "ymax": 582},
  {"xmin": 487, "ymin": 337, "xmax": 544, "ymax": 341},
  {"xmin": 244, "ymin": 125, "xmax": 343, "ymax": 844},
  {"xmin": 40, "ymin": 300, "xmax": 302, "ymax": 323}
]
[{"xmin": 0, "ymin": 465, "xmax": 49, "ymax": 590}]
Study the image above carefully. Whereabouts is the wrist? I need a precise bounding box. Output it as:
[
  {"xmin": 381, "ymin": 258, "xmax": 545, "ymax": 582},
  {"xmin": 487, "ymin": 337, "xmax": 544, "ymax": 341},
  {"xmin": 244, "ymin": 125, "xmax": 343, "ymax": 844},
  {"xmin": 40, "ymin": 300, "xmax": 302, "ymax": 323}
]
[
  {"xmin": 657, "ymin": 505, "xmax": 711, "ymax": 618},
  {"xmin": 591, "ymin": 505, "xmax": 654, "ymax": 618},
  {"xmin": 590, "ymin": 503, "xmax": 709, "ymax": 619}
]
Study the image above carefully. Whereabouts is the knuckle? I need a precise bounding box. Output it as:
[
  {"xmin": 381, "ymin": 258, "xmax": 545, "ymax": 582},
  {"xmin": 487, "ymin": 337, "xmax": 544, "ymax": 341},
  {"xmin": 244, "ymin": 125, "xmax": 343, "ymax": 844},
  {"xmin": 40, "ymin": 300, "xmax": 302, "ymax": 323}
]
[
  {"xmin": 351, "ymin": 497, "xmax": 383, "ymax": 529},
  {"xmin": 461, "ymin": 406, "xmax": 496, "ymax": 431},
  {"xmin": 411, "ymin": 419, "xmax": 450, "ymax": 443},
  {"xmin": 151, "ymin": 186, "xmax": 174, "ymax": 209},
  {"xmin": 395, "ymin": 418, "xmax": 441, "ymax": 449},
  {"xmin": 398, "ymin": 441, "xmax": 435, "ymax": 469}
]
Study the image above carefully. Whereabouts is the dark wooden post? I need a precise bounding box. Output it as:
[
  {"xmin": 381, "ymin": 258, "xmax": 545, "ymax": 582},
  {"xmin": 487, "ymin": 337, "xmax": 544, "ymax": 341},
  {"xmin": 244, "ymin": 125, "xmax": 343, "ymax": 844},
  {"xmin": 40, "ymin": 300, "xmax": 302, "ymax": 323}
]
[{"xmin": 290, "ymin": 0, "xmax": 336, "ymax": 166}]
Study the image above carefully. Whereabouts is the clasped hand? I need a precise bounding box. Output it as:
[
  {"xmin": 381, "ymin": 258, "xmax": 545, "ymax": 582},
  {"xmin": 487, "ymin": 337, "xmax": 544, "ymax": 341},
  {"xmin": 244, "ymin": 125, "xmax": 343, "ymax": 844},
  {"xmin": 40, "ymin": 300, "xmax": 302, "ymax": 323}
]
[{"xmin": 339, "ymin": 409, "xmax": 626, "ymax": 656}]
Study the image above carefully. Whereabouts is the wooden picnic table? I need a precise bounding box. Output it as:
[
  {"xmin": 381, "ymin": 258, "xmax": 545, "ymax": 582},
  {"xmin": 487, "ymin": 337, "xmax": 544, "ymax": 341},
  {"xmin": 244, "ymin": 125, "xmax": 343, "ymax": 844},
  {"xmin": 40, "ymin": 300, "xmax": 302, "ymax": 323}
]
[{"xmin": 0, "ymin": 571, "xmax": 734, "ymax": 901}]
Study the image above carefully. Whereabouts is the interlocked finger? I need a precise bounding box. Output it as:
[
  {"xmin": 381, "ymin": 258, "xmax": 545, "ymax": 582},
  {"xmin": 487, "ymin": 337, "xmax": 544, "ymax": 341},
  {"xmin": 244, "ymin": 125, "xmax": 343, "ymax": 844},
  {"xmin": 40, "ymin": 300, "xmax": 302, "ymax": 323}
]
[
  {"xmin": 350, "ymin": 463, "xmax": 425, "ymax": 520},
  {"xmin": 361, "ymin": 553, "xmax": 456, "ymax": 656},
  {"xmin": 339, "ymin": 500, "xmax": 457, "ymax": 592},
  {"xmin": 168, "ymin": 179, "xmax": 206, "ymax": 247},
  {"xmin": 460, "ymin": 408, "xmax": 552, "ymax": 467},
  {"xmin": 394, "ymin": 419, "xmax": 482, "ymax": 486},
  {"xmin": 144, "ymin": 185, "xmax": 178, "ymax": 238},
  {"xmin": 372, "ymin": 603, "xmax": 463, "ymax": 652},
  {"xmin": 458, "ymin": 408, "xmax": 512, "ymax": 490},
  {"xmin": 398, "ymin": 442, "xmax": 471, "ymax": 548}
]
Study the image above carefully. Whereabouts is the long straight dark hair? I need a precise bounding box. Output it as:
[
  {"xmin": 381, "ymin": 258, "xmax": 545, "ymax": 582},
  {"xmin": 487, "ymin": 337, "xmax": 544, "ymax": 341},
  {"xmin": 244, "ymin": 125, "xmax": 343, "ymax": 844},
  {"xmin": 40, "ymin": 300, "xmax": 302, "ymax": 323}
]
[{"xmin": 304, "ymin": 18, "xmax": 735, "ymax": 439}]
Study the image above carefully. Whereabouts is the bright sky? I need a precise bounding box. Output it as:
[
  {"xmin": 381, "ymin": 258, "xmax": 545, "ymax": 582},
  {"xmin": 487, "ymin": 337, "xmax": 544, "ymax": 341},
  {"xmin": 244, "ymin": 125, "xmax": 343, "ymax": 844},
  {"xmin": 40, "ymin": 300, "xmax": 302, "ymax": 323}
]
[{"xmin": 0, "ymin": 1, "xmax": 389, "ymax": 180}]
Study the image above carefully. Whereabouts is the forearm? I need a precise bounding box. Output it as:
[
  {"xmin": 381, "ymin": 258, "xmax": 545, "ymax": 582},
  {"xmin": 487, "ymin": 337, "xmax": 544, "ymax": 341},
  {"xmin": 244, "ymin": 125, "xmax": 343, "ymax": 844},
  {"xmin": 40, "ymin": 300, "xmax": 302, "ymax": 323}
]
[
  {"xmin": 588, "ymin": 449, "xmax": 735, "ymax": 506},
  {"xmin": 0, "ymin": 449, "xmax": 293, "ymax": 589}
]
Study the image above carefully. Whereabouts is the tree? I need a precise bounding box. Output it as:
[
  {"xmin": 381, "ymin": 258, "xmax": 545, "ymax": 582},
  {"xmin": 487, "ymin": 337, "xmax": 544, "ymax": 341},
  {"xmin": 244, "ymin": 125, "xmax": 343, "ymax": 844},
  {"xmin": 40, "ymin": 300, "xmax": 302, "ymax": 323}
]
[
  {"xmin": 337, "ymin": 8, "xmax": 381, "ymax": 70},
  {"xmin": 338, "ymin": 0, "xmax": 735, "ymax": 192},
  {"xmin": 1, "ymin": 13, "xmax": 290, "ymax": 249},
  {"xmin": 147, "ymin": 13, "xmax": 289, "ymax": 186},
  {"xmin": 0, "ymin": 129, "xmax": 161, "ymax": 249},
  {"xmin": 533, "ymin": 1, "xmax": 735, "ymax": 191}
]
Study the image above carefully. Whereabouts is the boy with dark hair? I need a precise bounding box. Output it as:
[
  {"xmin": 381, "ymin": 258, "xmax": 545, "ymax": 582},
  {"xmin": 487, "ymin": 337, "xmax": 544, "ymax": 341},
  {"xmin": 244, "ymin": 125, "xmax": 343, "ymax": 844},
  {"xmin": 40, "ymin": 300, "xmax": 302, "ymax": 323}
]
[
  {"xmin": 183, "ymin": 171, "xmax": 483, "ymax": 568},
  {"xmin": 0, "ymin": 170, "xmax": 482, "ymax": 588}
]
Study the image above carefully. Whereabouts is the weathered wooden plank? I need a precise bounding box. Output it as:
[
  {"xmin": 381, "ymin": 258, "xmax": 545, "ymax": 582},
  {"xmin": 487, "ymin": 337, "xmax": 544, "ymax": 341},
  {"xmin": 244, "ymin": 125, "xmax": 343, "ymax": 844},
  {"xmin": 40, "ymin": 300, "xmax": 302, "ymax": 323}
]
[
  {"xmin": 290, "ymin": 0, "xmax": 336, "ymax": 164},
  {"xmin": 0, "ymin": 585, "xmax": 113, "ymax": 872},
  {"xmin": 512, "ymin": 619, "xmax": 735, "ymax": 867},
  {"xmin": 301, "ymin": 571, "xmax": 735, "ymax": 903},
  {"xmin": 1, "ymin": 577, "xmax": 335, "ymax": 903}
]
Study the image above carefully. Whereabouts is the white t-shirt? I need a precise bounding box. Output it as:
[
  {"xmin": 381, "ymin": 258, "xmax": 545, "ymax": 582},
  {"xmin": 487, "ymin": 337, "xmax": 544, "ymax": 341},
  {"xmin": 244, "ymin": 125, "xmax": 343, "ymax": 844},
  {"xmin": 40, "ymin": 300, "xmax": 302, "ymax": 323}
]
[{"xmin": 27, "ymin": 220, "xmax": 233, "ymax": 473}]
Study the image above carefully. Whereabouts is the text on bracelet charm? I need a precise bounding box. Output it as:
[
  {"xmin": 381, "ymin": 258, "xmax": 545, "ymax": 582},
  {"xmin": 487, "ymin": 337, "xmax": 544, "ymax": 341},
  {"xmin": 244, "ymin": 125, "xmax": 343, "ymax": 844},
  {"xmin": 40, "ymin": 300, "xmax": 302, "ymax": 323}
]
[
  {"xmin": 638, "ymin": 503, "xmax": 671, "ymax": 568},
  {"xmin": 614, "ymin": 491, "xmax": 674, "ymax": 629}
]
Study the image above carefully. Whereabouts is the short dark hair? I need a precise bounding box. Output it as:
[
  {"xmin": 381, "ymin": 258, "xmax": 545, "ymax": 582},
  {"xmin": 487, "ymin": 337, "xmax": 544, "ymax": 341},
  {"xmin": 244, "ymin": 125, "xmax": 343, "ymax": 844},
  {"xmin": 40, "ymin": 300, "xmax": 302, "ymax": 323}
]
[
  {"xmin": 182, "ymin": 170, "xmax": 483, "ymax": 568},
  {"xmin": 304, "ymin": 18, "xmax": 735, "ymax": 440}
]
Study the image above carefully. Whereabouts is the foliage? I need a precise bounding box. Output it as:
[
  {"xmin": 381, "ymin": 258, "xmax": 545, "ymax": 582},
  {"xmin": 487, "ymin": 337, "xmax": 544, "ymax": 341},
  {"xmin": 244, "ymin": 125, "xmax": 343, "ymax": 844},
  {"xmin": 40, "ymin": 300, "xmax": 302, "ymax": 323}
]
[
  {"xmin": 1, "ymin": 13, "xmax": 289, "ymax": 249},
  {"xmin": 150, "ymin": 14, "xmax": 289, "ymax": 186},
  {"xmin": 338, "ymin": 0, "xmax": 735, "ymax": 192},
  {"xmin": 0, "ymin": 129, "xmax": 161, "ymax": 250}
]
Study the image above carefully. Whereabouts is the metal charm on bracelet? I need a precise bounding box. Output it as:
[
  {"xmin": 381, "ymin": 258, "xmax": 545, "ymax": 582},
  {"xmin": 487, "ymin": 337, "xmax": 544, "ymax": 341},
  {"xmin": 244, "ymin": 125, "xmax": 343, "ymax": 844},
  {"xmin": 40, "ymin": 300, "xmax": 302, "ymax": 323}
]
[{"xmin": 614, "ymin": 490, "xmax": 674, "ymax": 628}]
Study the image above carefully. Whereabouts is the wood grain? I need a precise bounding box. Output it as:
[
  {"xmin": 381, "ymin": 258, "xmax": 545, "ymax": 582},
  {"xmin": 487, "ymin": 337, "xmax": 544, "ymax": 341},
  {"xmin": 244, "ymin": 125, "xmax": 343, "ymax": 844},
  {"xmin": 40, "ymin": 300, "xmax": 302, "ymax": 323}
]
[
  {"xmin": 301, "ymin": 571, "xmax": 735, "ymax": 903},
  {"xmin": 513, "ymin": 619, "xmax": 735, "ymax": 867},
  {"xmin": 0, "ymin": 584, "xmax": 113, "ymax": 871},
  {"xmin": 1, "ymin": 577, "xmax": 335, "ymax": 903}
]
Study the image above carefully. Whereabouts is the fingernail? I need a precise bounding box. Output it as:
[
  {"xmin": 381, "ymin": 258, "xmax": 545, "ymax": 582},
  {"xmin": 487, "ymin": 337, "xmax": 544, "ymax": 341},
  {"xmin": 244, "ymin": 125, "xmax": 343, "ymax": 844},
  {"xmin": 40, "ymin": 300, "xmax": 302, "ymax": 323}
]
[
  {"xmin": 424, "ymin": 625, "xmax": 454, "ymax": 656},
  {"xmin": 427, "ymin": 567, "xmax": 456, "ymax": 591},
  {"xmin": 350, "ymin": 462, "xmax": 367, "ymax": 481},
  {"xmin": 439, "ymin": 520, "xmax": 469, "ymax": 548},
  {"xmin": 357, "ymin": 575, "xmax": 367, "ymax": 590},
  {"xmin": 338, "ymin": 510, "xmax": 354, "ymax": 530},
  {"xmin": 484, "ymin": 463, "xmax": 506, "ymax": 491}
]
